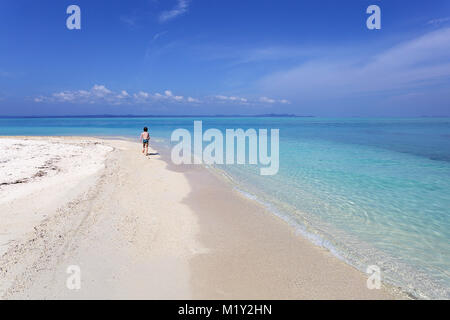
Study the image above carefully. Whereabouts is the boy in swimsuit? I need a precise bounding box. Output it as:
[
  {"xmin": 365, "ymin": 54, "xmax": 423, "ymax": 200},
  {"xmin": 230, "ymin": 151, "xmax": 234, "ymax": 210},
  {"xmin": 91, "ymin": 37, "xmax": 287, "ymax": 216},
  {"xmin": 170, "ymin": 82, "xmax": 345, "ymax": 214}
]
[{"xmin": 140, "ymin": 127, "xmax": 150, "ymax": 156}]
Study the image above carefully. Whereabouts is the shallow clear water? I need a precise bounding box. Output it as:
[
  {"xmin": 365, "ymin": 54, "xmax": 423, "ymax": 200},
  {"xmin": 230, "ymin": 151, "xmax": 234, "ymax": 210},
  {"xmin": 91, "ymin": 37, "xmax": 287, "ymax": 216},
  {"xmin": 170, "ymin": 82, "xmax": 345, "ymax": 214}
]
[{"xmin": 1, "ymin": 116, "xmax": 449, "ymax": 298}]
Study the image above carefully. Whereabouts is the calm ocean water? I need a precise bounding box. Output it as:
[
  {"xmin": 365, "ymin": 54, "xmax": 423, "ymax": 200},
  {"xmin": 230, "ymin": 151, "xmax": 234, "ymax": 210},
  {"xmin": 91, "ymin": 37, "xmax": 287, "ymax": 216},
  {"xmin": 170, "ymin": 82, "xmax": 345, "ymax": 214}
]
[{"xmin": 1, "ymin": 117, "xmax": 449, "ymax": 298}]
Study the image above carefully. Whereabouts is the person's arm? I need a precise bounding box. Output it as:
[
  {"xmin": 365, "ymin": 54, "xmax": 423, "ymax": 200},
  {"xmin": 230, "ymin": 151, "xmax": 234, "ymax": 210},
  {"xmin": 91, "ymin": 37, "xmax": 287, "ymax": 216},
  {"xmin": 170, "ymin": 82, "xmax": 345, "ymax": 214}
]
[{"xmin": 139, "ymin": 133, "xmax": 143, "ymax": 142}]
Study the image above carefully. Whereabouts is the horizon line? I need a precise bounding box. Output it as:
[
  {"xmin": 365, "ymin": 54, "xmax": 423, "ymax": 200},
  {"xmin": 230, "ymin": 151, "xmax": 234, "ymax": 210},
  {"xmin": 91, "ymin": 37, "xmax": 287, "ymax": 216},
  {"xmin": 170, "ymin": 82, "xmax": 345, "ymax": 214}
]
[
  {"xmin": 0, "ymin": 114, "xmax": 308, "ymax": 119},
  {"xmin": 0, "ymin": 114, "xmax": 449, "ymax": 119}
]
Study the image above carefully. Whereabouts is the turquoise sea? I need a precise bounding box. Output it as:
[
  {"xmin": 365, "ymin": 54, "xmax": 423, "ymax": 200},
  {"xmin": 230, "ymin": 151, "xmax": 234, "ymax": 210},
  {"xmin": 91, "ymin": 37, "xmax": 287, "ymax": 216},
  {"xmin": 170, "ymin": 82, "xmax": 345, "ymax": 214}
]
[{"xmin": 1, "ymin": 117, "xmax": 449, "ymax": 299}]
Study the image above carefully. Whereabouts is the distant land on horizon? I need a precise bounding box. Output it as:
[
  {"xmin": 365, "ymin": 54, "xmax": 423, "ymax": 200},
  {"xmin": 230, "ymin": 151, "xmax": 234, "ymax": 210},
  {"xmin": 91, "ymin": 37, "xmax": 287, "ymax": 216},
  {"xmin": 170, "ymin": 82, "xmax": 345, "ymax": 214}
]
[
  {"xmin": 1, "ymin": 114, "xmax": 449, "ymax": 119},
  {"xmin": 0, "ymin": 114, "xmax": 311, "ymax": 119}
]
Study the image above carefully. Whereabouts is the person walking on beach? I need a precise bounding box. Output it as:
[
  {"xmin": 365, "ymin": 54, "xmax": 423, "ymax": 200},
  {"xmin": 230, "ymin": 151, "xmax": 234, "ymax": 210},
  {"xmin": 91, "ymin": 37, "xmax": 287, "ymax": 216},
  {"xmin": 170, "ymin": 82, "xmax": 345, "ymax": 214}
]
[{"xmin": 140, "ymin": 127, "xmax": 150, "ymax": 156}]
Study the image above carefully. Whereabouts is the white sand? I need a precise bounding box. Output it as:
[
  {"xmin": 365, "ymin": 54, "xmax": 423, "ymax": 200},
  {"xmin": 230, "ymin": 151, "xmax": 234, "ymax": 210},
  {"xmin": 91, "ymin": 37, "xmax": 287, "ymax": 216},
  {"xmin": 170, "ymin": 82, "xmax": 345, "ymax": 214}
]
[
  {"xmin": 0, "ymin": 137, "xmax": 112, "ymax": 257},
  {"xmin": 0, "ymin": 137, "xmax": 400, "ymax": 299},
  {"xmin": 0, "ymin": 138, "xmax": 111, "ymax": 203},
  {"xmin": 0, "ymin": 137, "xmax": 204, "ymax": 299}
]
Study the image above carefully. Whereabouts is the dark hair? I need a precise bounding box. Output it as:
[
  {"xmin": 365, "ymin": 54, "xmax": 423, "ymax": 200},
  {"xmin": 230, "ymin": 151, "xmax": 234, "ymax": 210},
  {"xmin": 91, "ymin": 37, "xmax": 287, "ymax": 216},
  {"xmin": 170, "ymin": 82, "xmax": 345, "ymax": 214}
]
[{"xmin": 143, "ymin": 127, "xmax": 148, "ymax": 132}]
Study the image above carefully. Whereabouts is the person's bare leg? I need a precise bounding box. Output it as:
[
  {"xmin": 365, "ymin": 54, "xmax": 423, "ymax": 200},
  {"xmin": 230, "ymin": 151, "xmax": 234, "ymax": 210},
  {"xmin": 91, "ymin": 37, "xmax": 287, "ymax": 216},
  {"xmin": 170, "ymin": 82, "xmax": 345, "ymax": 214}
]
[{"xmin": 145, "ymin": 145, "xmax": 149, "ymax": 156}]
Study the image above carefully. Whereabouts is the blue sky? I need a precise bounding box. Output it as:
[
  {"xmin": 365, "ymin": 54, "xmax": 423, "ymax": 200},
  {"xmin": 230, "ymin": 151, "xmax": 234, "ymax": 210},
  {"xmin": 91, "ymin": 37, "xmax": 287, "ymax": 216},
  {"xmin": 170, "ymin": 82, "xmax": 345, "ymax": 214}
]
[{"xmin": 0, "ymin": 0, "xmax": 449, "ymax": 116}]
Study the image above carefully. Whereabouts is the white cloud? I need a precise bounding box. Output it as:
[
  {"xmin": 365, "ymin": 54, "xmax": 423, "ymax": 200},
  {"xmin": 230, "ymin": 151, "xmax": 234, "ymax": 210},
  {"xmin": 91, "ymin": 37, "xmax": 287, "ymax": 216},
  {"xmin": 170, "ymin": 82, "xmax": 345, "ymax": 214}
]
[
  {"xmin": 210, "ymin": 94, "xmax": 289, "ymax": 106},
  {"xmin": 133, "ymin": 91, "xmax": 150, "ymax": 103},
  {"xmin": 120, "ymin": 15, "xmax": 138, "ymax": 28},
  {"xmin": 159, "ymin": 0, "xmax": 190, "ymax": 23},
  {"xmin": 34, "ymin": 85, "xmax": 290, "ymax": 108},
  {"xmin": 259, "ymin": 27, "xmax": 450, "ymax": 102},
  {"xmin": 137, "ymin": 91, "xmax": 149, "ymax": 98},
  {"xmin": 212, "ymin": 95, "xmax": 290, "ymax": 105},
  {"xmin": 427, "ymin": 17, "xmax": 450, "ymax": 27},
  {"xmin": 34, "ymin": 85, "xmax": 194, "ymax": 106},
  {"xmin": 214, "ymin": 95, "xmax": 248, "ymax": 103},
  {"xmin": 259, "ymin": 96, "xmax": 290, "ymax": 104},
  {"xmin": 117, "ymin": 90, "xmax": 129, "ymax": 99},
  {"xmin": 91, "ymin": 84, "xmax": 112, "ymax": 97},
  {"xmin": 187, "ymin": 96, "xmax": 200, "ymax": 103},
  {"xmin": 152, "ymin": 31, "xmax": 168, "ymax": 42},
  {"xmin": 259, "ymin": 97, "xmax": 276, "ymax": 104},
  {"xmin": 53, "ymin": 92, "xmax": 75, "ymax": 101},
  {"xmin": 160, "ymin": 90, "xmax": 185, "ymax": 102}
]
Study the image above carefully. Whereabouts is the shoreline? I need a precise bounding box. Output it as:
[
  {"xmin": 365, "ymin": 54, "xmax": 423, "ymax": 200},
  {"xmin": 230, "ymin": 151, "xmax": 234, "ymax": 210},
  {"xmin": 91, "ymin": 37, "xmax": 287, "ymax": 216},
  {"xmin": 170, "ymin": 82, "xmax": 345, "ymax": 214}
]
[
  {"xmin": 199, "ymin": 168, "xmax": 419, "ymax": 299},
  {"xmin": 157, "ymin": 141, "xmax": 411, "ymax": 299},
  {"xmin": 0, "ymin": 136, "xmax": 403, "ymax": 299},
  {"xmin": 161, "ymin": 152, "xmax": 402, "ymax": 299}
]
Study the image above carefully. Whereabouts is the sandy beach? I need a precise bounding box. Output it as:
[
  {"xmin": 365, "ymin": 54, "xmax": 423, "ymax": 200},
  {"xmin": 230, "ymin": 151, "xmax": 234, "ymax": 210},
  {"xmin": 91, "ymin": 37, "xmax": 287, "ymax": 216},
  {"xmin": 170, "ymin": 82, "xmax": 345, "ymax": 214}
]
[{"xmin": 0, "ymin": 137, "xmax": 401, "ymax": 299}]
